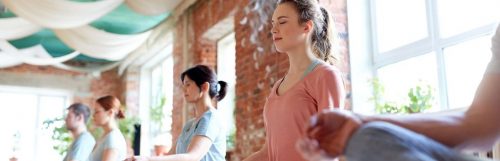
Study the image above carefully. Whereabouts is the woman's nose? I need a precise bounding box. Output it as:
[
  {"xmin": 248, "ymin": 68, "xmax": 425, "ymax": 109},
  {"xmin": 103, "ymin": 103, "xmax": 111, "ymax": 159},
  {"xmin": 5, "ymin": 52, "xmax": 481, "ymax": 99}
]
[{"xmin": 271, "ymin": 26, "xmax": 278, "ymax": 34}]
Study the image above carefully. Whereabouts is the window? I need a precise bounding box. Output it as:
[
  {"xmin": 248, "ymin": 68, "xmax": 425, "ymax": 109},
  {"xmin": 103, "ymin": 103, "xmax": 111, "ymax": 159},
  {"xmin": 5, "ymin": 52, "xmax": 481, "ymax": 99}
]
[
  {"xmin": 443, "ymin": 36, "xmax": 492, "ymax": 108},
  {"xmin": 217, "ymin": 32, "xmax": 237, "ymax": 151},
  {"xmin": 349, "ymin": 0, "xmax": 500, "ymax": 113},
  {"xmin": 149, "ymin": 57, "xmax": 174, "ymax": 148},
  {"xmin": 373, "ymin": 0, "xmax": 428, "ymax": 53},
  {"xmin": 138, "ymin": 40, "xmax": 174, "ymax": 156},
  {"xmin": 0, "ymin": 86, "xmax": 69, "ymax": 161},
  {"xmin": 377, "ymin": 53, "xmax": 439, "ymax": 109}
]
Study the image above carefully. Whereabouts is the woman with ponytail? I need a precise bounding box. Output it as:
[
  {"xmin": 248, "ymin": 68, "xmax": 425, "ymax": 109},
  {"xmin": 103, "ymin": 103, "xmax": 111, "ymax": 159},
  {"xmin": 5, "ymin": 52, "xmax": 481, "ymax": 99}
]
[
  {"xmin": 90, "ymin": 95, "xmax": 127, "ymax": 161},
  {"xmin": 243, "ymin": 0, "xmax": 345, "ymax": 161},
  {"xmin": 128, "ymin": 65, "xmax": 228, "ymax": 161}
]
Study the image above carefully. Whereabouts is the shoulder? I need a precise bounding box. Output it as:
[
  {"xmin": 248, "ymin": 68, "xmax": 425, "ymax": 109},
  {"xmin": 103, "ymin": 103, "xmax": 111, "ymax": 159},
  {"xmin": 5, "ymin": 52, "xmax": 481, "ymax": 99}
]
[
  {"xmin": 307, "ymin": 63, "xmax": 342, "ymax": 82},
  {"xmin": 105, "ymin": 129, "xmax": 126, "ymax": 144},
  {"xmin": 80, "ymin": 131, "xmax": 96, "ymax": 143},
  {"xmin": 197, "ymin": 110, "xmax": 224, "ymax": 129},
  {"xmin": 200, "ymin": 110, "xmax": 222, "ymax": 122},
  {"xmin": 315, "ymin": 63, "xmax": 341, "ymax": 75}
]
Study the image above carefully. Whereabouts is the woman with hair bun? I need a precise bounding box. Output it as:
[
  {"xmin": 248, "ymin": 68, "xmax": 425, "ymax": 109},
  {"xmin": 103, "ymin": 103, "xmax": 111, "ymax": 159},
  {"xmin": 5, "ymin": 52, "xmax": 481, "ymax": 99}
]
[
  {"xmin": 90, "ymin": 95, "xmax": 127, "ymax": 161},
  {"xmin": 128, "ymin": 65, "xmax": 228, "ymax": 161}
]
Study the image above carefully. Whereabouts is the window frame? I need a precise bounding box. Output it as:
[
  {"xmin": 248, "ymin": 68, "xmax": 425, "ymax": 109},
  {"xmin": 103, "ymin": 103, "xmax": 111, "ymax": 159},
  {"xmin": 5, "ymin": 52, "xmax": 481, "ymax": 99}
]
[
  {"xmin": 349, "ymin": 0, "xmax": 498, "ymax": 113},
  {"xmin": 0, "ymin": 85, "xmax": 71, "ymax": 160},
  {"xmin": 138, "ymin": 33, "xmax": 174, "ymax": 156}
]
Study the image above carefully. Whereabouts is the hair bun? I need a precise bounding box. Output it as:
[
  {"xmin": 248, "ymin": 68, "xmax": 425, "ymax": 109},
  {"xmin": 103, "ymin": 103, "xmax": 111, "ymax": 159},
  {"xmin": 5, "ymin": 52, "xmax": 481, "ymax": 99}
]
[{"xmin": 116, "ymin": 109, "xmax": 125, "ymax": 119}]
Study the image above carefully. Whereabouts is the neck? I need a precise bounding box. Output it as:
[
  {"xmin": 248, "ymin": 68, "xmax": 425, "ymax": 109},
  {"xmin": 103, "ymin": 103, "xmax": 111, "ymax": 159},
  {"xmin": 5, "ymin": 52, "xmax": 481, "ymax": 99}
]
[
  {"xmin": 194, "ymin": 96, "xmax": 214, "ymax": 119},
  {"xmin": 70, "ymin": 124, "xmax": 87, "ymax": 138},
  {"xmin": 286, "ymin": 43, "xmax": 316, "ymax": 75},
  {"xmin": 102, "ymin": 119, "xmax": 118, "ymax": 134}
]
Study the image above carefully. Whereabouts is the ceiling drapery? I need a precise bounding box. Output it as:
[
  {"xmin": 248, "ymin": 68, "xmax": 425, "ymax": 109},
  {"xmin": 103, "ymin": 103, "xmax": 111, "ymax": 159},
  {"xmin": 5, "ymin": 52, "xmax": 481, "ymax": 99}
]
[
  {"xmin": 1, "ymin": 0, "xmax": 123, "ymax": 29},
  {"xmin": 0, "ymin": 17, "xmax": 41, "ymax": 40},
  {"xmin": 0, "ymin": 0, "xmax": 172, "ymax": 73},
  {"xmin": 54, "ymin": 26, "xmax": 151, "ymax": 61}
]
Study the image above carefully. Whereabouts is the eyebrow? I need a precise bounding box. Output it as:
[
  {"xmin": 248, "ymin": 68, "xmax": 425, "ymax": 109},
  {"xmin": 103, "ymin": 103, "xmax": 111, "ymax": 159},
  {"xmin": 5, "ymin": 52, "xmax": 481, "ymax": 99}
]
[{"xmin": 271, "ymin": 16, "xmax": 289, "ymax": 22}]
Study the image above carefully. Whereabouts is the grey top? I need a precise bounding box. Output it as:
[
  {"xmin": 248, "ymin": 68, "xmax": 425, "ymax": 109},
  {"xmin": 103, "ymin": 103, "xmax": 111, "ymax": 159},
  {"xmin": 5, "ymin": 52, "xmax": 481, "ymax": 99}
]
[
  {"xmin": 176, "ymin": 109, "xmax": 226, "ymax": 161},
  {"xmin": 63, "ymin": 131, "xmax": 95, "ymax": 161},
  {"xmin": 89, "ymin": 129, "xmax": 127, "ymax": 161}
]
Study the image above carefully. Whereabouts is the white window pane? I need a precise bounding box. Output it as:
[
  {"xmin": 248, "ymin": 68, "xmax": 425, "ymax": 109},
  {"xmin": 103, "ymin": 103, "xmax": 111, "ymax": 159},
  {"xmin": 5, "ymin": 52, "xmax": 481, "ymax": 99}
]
[
  {"xmin": 217, "ymin": 32, "xmax": 237, "ymax": 150},
  {"xmin": 149, "ymin": 58, "xmax": 174, "ymax": 153},
  {"xmin": 444, "ymin": 36, "xmax": 492, "ymax": 108},
  {"xmin": 374, "ymin": 0, "xmax": 428, "ymax": 53},
  {"xmin": 37, "ymin": 96, "xmax": 67, "ymax": 160},
  {"xmin": 377, "ymin": 53, "xmax": 440, "ymax": 111},
  {"xmin": 162, "ymin": 58, "xmax": 174, "ymax": 132},
  {"xmin": 438, "ymin": 0, "xmax": 500, "ymax": 38},
  {"xmin": 0, "ymin": 92, "xmax": 37, "ymax": 161}
]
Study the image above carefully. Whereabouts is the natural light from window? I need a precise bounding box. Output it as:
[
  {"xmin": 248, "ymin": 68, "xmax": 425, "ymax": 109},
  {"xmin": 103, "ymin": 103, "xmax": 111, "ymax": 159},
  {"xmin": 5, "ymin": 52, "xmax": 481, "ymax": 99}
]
[
  {"xmin": 437, "ymin": 0, "xmax": 500, "ymax": 38},
  {"xmin": 443, "ymin": 36, "xmax": 492, "ymax": 108},
  {"xmin": 374, "ymin": 0, "xmax": 428, "ymax": 53},
  {"xmin": 217, "ymin": 32, "xmax": 237, "ymax": 151},
  {"xmin": 367, "ymin": 0, "xmax": 499, "ymax": 111},
  {"xmin": 0, "ymin": 87, "xmax": 68, "ymax": 161}
]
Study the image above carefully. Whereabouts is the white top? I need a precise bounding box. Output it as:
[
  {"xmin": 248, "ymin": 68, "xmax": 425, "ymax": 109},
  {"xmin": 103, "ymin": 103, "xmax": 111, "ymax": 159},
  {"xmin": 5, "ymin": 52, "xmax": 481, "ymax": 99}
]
[{"xmin": 89, "ymin": 129, "xmax": 127, "ymax": 161}]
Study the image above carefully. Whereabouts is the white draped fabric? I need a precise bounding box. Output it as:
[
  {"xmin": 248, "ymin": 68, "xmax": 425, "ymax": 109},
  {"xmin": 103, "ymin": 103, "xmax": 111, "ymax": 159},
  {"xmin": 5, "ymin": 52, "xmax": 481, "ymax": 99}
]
[
  {"xmin": 54, "ymin": 26, "xmax": 151, "ymax": 61},
  {"xmin": 126, "ymin": 0, "xmax": 179, "ymax": 16},
  {"xmin": 7, "ymin": 45, "xmax": 80, "ymax": 66},
  {"xmin": 0, "ymin": 17, "xmax": 42, "ymax": 40},
  {"xmin": 0, "ymin": 40, "xmax": 80, "ymax": 66},
  {"xmin": 0, "ymin": 54, "xmax": 24, "ymax": 68},
  {"xmin": 1, "ymin": 0, "xmax": 123, "ymax": 29},
  {"xmin": 0, "ymin": 0, "xmax": 181, "ymax": 72}
]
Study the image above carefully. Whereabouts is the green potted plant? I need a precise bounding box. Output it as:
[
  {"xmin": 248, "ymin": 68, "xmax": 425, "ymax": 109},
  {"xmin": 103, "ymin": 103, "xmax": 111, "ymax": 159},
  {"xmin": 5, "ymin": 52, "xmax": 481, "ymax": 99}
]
[
  {"xmin": 370, "ymin": 78, "xmax": 435, "ymax": 114},
  {"xmin": 42, "ymin": 117, "xmax": 72, "ymax": 156}
]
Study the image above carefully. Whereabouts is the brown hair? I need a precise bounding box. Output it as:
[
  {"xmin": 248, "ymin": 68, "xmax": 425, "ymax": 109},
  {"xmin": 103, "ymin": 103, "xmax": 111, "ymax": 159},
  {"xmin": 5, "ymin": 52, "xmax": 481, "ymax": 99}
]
[
  {"xmin": 277, "ymin": 0, "xmax": 338, "ymax": 65},
  {"xmin": 96, "ymin": 95, "xmax": 125, "ymax": 119}
]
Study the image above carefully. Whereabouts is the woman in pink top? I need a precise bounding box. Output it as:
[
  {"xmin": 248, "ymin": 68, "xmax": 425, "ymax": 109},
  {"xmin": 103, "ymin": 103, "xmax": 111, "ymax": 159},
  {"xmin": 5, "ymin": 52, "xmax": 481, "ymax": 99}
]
[{"xmin": 243, "ymin": 0, "xmax": 345, "ymax": 161}]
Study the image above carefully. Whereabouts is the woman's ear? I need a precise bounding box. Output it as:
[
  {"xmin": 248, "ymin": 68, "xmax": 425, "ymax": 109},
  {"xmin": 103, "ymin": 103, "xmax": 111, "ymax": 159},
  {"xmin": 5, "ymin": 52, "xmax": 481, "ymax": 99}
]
[
  {"xmin": 201, "ymin": 82, "xmax": 210, "ymax": 93},
  {"xmin": 106, "ymin": 109, "xmax": 114, "ymax": 117},
  {"xmin": 304, "ymin": 20, "xmax": 314, "ymax": 33}
]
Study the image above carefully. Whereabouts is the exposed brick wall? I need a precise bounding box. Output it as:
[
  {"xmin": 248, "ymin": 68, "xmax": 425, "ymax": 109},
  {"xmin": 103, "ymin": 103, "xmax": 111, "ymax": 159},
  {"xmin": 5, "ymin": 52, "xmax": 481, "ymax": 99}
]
[
  {"xmin": 122, "ymin": 67, "xmax": 141, "ymax": 116},
  {"xmin": 195, "ymin": 39, "xmax": 217, "ymax": 69},
  {"xmin": 322, "ymin": 0, "xmax": 352, "ymax": 110},
  {"xmin": 170, "ymin": 12, "xmax": 193, "ymax": 154},
  {"xmin": 0, "ymin": 64, "xmax": 81, "ymax": 76}
]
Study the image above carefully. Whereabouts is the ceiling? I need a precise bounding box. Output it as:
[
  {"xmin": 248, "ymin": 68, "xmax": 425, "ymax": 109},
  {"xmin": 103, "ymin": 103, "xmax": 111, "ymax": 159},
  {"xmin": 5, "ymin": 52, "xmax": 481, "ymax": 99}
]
[{"xmin": 0, "ymin": 0, "xmax": 173, "ymax": 64}]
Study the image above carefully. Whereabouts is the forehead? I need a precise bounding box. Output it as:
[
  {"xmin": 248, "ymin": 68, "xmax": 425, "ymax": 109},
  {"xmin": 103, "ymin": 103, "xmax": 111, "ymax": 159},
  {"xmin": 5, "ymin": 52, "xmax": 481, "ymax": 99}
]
[
  {"xmin": 272, "ymin": 2, "xmax": 297, "ymax": 19},
  {"xmin": 94, "ymin": 103, "xmax": 104, "ymax": 110},
  {"xmin": 67, "ymin": 108, "xmax": 75, "ymax": 114},
  {"xmin": 183, "ymin": 76, "xmax": 193, "ymax": 83}
]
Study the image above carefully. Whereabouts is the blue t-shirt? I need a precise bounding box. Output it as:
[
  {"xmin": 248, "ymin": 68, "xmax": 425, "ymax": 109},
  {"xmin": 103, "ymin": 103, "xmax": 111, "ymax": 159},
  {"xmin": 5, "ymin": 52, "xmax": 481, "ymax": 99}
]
[
  {"xmin": 89, "ymin": 129, "xmax": 127, "ymax": 161},
  {"xmin": 176, "ymin": 110, "xmax": 226, "ymax": 161},
  {"xmin": 63, "ymin": 131, "xmax": 95, "ymax": 161}
]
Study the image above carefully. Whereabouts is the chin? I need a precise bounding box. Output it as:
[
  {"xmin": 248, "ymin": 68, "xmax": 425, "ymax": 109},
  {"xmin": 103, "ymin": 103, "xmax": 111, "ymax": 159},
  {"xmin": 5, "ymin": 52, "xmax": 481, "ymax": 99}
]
[{"xmin": 274, "ymin": 44, "xmax": 291, "ymax": 53}]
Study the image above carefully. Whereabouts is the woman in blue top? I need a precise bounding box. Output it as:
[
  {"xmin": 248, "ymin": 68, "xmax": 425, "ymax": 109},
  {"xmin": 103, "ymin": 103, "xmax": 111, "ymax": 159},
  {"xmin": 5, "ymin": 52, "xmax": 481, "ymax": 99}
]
[{"xmin": 128, "ymin": 65, "xmax": 228, "ymax": 161}]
